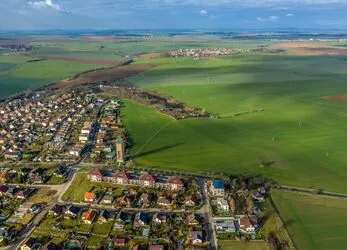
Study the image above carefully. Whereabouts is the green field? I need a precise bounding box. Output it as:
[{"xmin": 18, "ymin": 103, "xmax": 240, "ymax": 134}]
[
  {"xmin": 0, "ymin": 38, "xmax": 272, "ymax": 99},
  {"xmin": 122, "ymin": 54, "xmax": 347, "ymax": 192},
  {"xmin": 30, "ymin": 38, "xmax": 272, "ymax": 57},
  {"xmin": 0, "ymin": 54, "xmax": 103, "ymax": 98},
  {"xmin": 219, "ymin": 241, "xmax": 269, "ymax": 250},
  {"xmin": 272, "ymin": 190, "xmax": 347, "ymax": 250}
]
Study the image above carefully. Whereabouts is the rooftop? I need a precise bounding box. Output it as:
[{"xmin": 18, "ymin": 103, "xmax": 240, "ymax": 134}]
[{"xmin": 212, "ymin": 180, "xmax": 225, "ymax": 189}]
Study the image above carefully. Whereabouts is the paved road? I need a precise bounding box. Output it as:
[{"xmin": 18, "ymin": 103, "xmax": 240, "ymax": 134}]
[
  {"xmin": 199, "ymin": 178, "xmax": 218, "ymax": 250},
  {"xmin": 1, "ymin": 168, "xmax": 77, "ymax": 250}
]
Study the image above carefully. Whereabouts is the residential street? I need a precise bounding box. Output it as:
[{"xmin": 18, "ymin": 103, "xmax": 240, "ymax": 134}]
[
  {"xmin": 1, "ymin": 168, "xmax": 77, "ymax": 250},
  {"xmin": 3, "ymin": 164, "xmax": 345, "ymax": 250}
]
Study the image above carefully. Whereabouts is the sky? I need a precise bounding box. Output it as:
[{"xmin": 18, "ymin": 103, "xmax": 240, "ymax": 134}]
[{"xmin": 1, "ymin": 0, "xmax": 347, "ymax": 30}]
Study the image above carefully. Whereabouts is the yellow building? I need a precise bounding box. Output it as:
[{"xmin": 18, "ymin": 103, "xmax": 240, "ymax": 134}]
[{"xmin": 116, "ymin": 137, "xmax": 125, "ymax": 163}]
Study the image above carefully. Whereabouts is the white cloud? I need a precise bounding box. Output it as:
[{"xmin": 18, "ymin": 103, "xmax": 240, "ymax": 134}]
[
  {"xmin": 286, "ymin": 13, "xmax": 294, "ymax": 16},
  {"xmin": 28, "ymin": 0, "xmax": 60, "ymax": 11},
  {"xmin": 257, "ymin": 15, "xmax": 279, "ymax": 21},
  {"xmin": 200, "ymin": 9, "xmax": 208, "ymax": 15}
]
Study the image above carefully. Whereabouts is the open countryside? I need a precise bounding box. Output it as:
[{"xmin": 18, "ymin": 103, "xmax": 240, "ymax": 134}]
[
  {"xmin": 124, "ymin": 54, "xmax": 347, "ymax": 193},
  {"xmin": 2, "ymin": 28, "xmax": 347, "ymax": 250}
]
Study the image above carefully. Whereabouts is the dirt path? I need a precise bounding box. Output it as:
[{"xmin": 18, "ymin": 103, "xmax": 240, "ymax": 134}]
[
  {"xmin": 134, "ymin": 120, "xmax": 177, "ymax": 156},
  {"xmin": 274, "ymin": 185, "xmax": 347, "ymax": 199}
]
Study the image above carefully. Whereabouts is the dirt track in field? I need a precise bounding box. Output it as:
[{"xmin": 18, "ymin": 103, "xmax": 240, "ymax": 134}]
[
  {"xmin": 136, "ymin": 52, "xmax": 163, "ymax": 59},
  {"xmin": 321, "ymin": 95, "xmax": 347, "ymax": 100},
  {"xmin": 53, "ymin": 63, "xmax": 158, "ymax": 88},
  {"xmin": 271, "ymin": 42, "xmax": 347, "ymax": 56}
]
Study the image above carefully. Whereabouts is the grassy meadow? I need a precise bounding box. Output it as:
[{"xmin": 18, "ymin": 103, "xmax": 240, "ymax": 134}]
[
  {"xmin": 122, "ymin": 54, "xmax": 347, "ymax": 192},
  {"xmin": 272, "ymin": 190, "xmax": 347, "ymax": 250}
]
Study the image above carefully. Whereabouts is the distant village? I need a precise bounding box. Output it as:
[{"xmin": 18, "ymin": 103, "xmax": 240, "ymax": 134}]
[{"xmin": 167, "ymin": 48, "xmax": 250, "ymax": 58}]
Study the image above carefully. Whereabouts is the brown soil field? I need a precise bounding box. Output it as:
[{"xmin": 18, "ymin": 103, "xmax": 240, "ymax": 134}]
[
  {"xmin": 136, "ymin": 52, "xmax": 163, "ymax": 59},
  {"xmin": 53, "ymin": 63, "xmax": 158, "ymax": 88},
  {"xmin": 271, "ymin": 42, "xmax": 347, "ymax": 56},
  {"xmin": 27, "ymin": 54, "xmax": 121, "ymax": 65},
  {"xmin": 321, "ymin": 95, "xmax": 347, "ymax": 100},
  {"xmin": 80, "ymin": 36, "xmax": 133, "ymax": 42}
]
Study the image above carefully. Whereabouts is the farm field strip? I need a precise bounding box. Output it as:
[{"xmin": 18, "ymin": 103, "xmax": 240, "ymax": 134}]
[{"xmin": 271, "ymin": 190, "xmax": 347, "ymax": 250}]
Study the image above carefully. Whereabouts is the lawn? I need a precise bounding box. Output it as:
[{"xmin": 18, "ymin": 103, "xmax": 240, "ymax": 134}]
[
  {"xmin": 272, "ymin": 190, "xmax": 347, "ymax": 250},
  {"xmin": 35, "ymin": 216, "xmax": 57, "ymax": 233},
  {"xmin": 46, "ymin": 175, "xmax": 64, "ymax": 185},
  {"xmin": 61, "ymin": 173, "xmax": 94, "ymax": 202},
  {"xmin": 61, "ymin": 172, "xmax": 123, "ymax": 202},
  {"xmin": 121, "ymin": 54, "xmax": 347, "ymax": 193},
  {"xmin": 92, "ymin": 221, "xmax": 114, "ymax": 235},
  {"xmin": 60, "ymin": 218, "xmax": 77, "ymax": 230},
  {"xmin": 34, "ymin": 219, "xmax": 67, "ymax": 243},
  {"xmin": 219, "ymin": 241, "xmax": 269, "ymax": 250},
  {"xmin": 28, "ymin": 189, "xmax": 56, "ymax": 204},
  {"xmin": 86, "ymin": 235, "xmax": 105, "ymax": 248},
  {"xmin": 18, "ymin": 213, "xmax": 35, "ymax": 225},
  {"xmin": 75, "ymin": 221, "xmax": 93, "ymax": 233}
]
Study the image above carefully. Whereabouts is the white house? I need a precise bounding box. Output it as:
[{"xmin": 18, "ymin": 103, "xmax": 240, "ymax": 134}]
[{"xmin": 210, "ymin": 180, "xmax": 225, "ymax": 197}]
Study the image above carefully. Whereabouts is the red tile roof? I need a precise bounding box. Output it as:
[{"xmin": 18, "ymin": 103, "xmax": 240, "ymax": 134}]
[
  {"xmin": 114, "ymin": 238, "xmax": 126, "ymax": 245},
  {"xmin": 166, "ymin": 176, "xmax": 183, "ymax": 185},
  {"xmin": 240, "ymin": 215, "xmax": 252, "ymax": 227},
  {"xmin": 82, "ymin": 209, "xmax": 96, "ymax": 221},
  {"xmin": 139, "ymin": 173, "xmax": 155, "ymax": 182},
  {"xmin": 114, "ymin": 170, "xmax": 128, "ymax": 180},
  {"xmin": 88, "ymin": 168, "xmax": 102, "ymax": 177},
  {"xmin": 84, "ymin": 192, "xmax": 96, "ymax": 201}
]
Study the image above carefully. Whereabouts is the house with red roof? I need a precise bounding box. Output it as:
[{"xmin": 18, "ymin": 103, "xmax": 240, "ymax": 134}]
[
  {"xmin": 166, "ymin": 176, "xmax": 184, "ymax": 191},
  {"xmin": 114, "ymin": 238, "xmax": 127, "ymax": 247},
  {"xmin": 114, "ymin": 170, "xmax": 129, "ymax": 185},
  {"xmin": 84, "ymin": 192, "xmax": 96, "ymax": 203},
  {"xmin": 238, "ymin": 214, "xmax": 258, "ymax": 233},
  {"xmin": 87, "ymin": 168, "xmax": 103, "ymax": 182},
  {"xmin": 139, "ymin": 173, "xmax": 156, "ymax": 187},
  {"xmin": 81, "ymin": 209, "xmax": 96, "ymax": 224}
]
